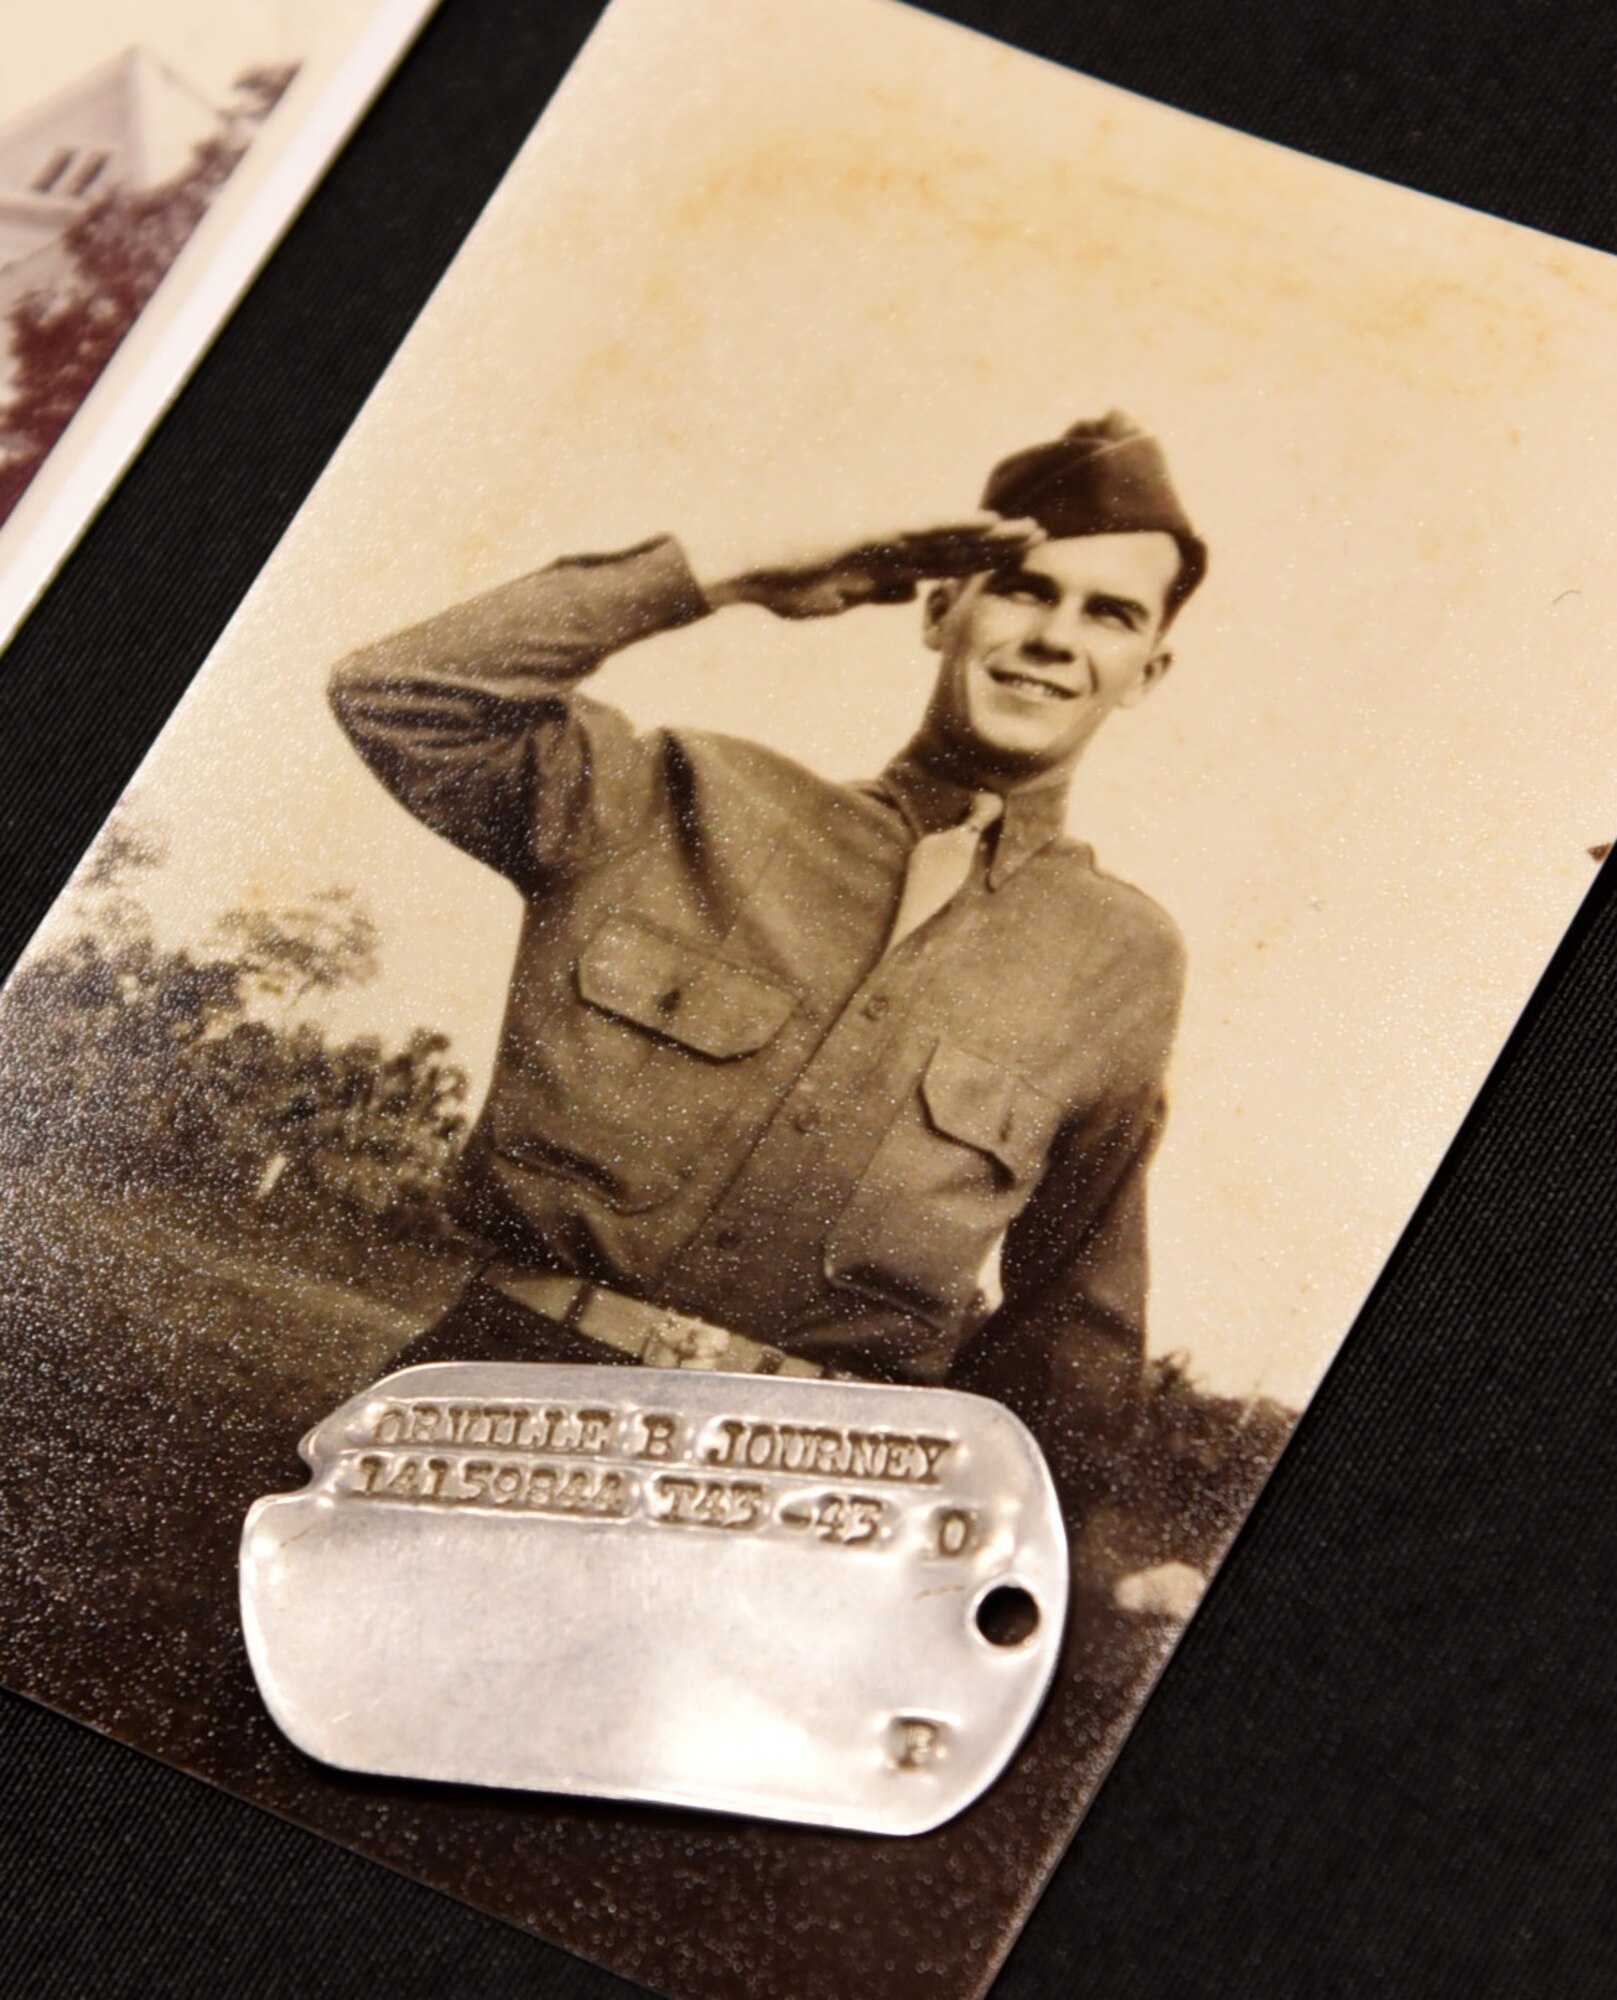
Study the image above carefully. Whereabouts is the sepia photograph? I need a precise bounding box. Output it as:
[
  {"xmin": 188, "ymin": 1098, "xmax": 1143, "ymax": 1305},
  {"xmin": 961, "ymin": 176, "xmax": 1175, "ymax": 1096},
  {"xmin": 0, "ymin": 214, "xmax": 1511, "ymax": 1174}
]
[
  {"xmin": 0, "ymin": 0, "xmax": 439, "ymax": 649},
  {"xmin": 1, "ymin": 0, "xmax": 1615, "ymax": 1993}
]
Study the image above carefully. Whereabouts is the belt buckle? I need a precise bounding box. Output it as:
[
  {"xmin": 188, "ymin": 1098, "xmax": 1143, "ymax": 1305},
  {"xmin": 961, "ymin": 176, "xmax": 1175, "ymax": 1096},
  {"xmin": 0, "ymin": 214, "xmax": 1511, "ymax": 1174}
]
[{"xmin": 639, "ymin": 1306, "xmax": 731, "ymax": 1371}]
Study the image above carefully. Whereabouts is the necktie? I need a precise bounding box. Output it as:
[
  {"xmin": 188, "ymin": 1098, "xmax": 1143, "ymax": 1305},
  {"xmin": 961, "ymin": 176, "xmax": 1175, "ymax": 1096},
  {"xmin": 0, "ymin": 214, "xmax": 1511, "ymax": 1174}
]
[{"xmin": 882, "ymin": 791, "xmax": 1004, "ymax": 956}]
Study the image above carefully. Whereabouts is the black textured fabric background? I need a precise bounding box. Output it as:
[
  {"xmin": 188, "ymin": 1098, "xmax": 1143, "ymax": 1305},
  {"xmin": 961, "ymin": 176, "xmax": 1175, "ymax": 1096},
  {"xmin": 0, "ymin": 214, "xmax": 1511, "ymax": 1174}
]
[{"xmin": 2, "ymin": 1, "xmax": 1614, "ymax": 1993}]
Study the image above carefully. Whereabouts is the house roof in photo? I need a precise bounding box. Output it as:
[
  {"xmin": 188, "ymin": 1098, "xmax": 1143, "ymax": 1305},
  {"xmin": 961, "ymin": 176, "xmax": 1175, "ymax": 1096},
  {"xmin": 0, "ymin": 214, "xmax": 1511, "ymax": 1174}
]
[{"xmin": 0, "ymin": 48, "xmax": 220, "ymax": 275}]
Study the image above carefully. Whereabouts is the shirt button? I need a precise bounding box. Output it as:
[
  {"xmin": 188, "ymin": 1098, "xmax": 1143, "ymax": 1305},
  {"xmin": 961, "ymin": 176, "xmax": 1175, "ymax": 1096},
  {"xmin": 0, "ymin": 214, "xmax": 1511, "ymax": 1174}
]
[
  {"xmin": 863, "ymin": 993, "xmax": 890, "ymax": 1020},
  {"xmin": 792, "ymin": 1102, "xmax": 819, "ymax": 1133}
]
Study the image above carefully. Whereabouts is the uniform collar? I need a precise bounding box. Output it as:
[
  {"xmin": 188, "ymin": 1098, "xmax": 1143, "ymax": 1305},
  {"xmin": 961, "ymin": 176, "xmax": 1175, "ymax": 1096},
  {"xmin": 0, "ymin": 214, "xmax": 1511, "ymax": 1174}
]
[{"xmin": 875, "ymin": 749, "xmax": 1070, "ymax": 887}]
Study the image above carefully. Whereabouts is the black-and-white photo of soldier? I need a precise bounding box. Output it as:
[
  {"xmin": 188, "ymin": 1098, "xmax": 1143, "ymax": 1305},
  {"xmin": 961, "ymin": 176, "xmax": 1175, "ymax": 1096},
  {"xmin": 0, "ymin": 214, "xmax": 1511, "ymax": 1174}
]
[{"xmin": 329, "ymin": 411, "xmax": 1206, "ymax": 1512}]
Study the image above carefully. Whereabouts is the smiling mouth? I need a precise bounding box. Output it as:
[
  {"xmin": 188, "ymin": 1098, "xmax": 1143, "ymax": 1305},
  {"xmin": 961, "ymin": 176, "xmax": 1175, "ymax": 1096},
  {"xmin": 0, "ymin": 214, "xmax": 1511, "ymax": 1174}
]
[{"xmin": 986, "ymin": 666, "xmax": 1080, "ymax": 703}]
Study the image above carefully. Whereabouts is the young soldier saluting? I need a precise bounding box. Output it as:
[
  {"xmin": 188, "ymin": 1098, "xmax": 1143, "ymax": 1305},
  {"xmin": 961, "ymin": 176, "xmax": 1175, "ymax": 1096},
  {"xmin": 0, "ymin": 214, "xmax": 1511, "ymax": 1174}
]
[{"xmin": 330, "ymin": 411, "xmax": 1206, "ymax": 1509}]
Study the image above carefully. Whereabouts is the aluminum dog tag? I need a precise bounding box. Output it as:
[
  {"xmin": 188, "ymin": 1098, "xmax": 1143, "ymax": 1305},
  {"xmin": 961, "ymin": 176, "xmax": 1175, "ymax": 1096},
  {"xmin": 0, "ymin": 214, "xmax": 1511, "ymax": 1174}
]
[{"xmin": 241, "ymin": 1363, "xmax": 1067, "ymax": 1834}]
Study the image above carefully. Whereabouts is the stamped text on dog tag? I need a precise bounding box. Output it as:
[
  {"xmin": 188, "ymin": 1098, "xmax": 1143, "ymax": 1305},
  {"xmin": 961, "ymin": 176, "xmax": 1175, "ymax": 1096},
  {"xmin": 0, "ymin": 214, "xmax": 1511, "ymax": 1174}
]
[{"xmin": 241, "ymin": 1362, "xmax": 1068, "ymax": 1834}]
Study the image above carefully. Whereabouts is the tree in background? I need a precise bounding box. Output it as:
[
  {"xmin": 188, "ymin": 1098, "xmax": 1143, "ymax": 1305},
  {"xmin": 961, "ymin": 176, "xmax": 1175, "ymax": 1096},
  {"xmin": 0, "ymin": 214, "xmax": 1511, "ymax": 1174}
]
[
  {"xmin": 0, "ymin": 64, "xmax": 299, "ymax": 525},
  {"xmin": 212, "ymin": 889, "xmax": 381, "ymax": 1007},
  {"xmin": 0, "ymin": 808, "xmax": 469, "ymax": 1239}
]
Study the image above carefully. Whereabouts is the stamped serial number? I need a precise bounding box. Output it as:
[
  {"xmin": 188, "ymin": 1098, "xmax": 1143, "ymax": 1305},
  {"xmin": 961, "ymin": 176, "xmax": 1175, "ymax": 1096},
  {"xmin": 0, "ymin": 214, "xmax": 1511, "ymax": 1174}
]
[
  {"xmin": 349, "ymin": 1451, "xmax": 631, "ymax": 1519},
  {"xmin": 342, "ymin": 1450, "xmax": 895, "ymax": 1546}
]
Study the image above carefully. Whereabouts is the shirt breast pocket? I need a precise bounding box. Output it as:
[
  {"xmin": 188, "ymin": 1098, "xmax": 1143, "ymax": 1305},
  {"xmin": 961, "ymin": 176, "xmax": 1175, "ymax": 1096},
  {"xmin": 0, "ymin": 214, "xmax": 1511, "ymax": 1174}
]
[
  {"xmin": 495, "ymin": 913, "xmax": 797, "ymax": 1210},
  {"xmin": 825, "ymin": 1041, "xmax": 1051, "ymax": 1327}
]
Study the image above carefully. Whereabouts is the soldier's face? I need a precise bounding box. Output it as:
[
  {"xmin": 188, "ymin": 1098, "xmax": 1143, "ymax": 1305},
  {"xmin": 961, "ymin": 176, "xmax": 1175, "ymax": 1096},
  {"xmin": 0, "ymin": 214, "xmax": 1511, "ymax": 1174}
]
[{"xmin": 922, "ymin": 530, "xmax": 1180, "ymax": 777}]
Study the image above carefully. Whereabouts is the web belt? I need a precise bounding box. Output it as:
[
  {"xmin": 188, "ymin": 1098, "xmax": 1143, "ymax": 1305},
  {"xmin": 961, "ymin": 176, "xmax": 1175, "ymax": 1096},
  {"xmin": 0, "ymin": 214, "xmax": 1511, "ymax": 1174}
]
[{"xmin": 485, "ymin": 1270, "xmax": 826, "ymax": 1378}]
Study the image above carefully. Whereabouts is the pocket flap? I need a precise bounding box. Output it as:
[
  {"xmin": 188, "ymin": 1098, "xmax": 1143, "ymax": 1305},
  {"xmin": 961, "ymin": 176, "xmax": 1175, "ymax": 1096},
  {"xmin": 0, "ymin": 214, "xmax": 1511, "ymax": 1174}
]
[
  {"xmin": 577, "ymin": 915, "xmax": 795, "ymax": 1059},
  {"xmin": 921, "ymin": 1042, "xmax": 1043, "ymax": 1178}
]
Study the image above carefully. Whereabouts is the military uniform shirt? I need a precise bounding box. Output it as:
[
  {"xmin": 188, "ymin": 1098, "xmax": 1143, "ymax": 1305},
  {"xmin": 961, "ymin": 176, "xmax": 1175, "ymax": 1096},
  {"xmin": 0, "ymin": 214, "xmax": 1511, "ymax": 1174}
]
[{"xmin": 330, "ymin": 537, "xmax": 1185, "ymax": 1467}]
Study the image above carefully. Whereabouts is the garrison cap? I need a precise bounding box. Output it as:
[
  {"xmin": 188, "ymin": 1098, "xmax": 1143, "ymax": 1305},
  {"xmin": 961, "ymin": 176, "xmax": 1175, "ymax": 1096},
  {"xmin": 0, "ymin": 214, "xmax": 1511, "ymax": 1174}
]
[{"xmin": 982, "ymin": 410, "xmax": 1207, "ymax": 614}]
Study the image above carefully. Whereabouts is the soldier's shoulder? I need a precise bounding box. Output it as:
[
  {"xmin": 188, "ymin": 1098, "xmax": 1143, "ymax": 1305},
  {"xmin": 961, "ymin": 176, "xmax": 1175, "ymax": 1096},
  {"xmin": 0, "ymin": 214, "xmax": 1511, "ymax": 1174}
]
[
  {"xmin": 1047, "ymin": 836, "xmax": 1186, "ymax": 972},
  {"xmin": 667, "ymin": 727, "xmax": 873, "ymax": 818}
]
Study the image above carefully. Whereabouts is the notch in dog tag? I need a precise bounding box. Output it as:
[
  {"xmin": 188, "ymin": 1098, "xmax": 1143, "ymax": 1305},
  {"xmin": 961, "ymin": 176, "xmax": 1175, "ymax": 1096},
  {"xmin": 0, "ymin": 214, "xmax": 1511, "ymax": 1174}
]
[{"xmin": 241, "ymin": 1363, "xmax": 1068, "ymax": 1835}]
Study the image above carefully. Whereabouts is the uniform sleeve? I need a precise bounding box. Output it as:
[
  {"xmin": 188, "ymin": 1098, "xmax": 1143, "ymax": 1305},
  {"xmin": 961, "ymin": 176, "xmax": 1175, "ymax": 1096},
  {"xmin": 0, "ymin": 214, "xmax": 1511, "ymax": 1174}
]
[
  {"xmin": 328, "ymin": 536, "xmax": 712, "ymax": 884},
  {"xmin": 950, "ymin": 914, "xmax": 1185, "ymax": 1517}
]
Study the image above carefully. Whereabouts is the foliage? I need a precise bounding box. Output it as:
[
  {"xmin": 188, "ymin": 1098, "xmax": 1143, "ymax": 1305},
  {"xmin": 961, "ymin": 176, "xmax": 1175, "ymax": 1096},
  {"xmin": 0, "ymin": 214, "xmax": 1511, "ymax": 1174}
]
[
  {"xmin": 1133, "ymin": 1351, "xmax": 1293, "ymax": 1529},
  {"xmin": 1079, "ymin": 1350, "xmax": 1296, "ymax": 1574},
  {"xmin": 211, "ymin": 890, "xmax": 381, "ymax": 1005},
  {"xmin": 0, "ymin": 65, "xmax": 299, "ymax": 524},
  {"xmin": 0, "ymin": 816, "xmax": 468, "ymax": 1239}
]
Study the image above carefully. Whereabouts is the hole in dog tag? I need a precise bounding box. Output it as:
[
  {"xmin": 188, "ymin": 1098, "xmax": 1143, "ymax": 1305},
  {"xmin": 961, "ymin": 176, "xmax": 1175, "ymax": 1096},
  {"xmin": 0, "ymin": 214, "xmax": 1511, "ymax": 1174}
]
[
  {"xmin": 974, "ymin": 1583, "xmax": 1041, "ymax": 1648},
  {"xmin": 240, "ymin": 1363, "xmax": 1068, "ymax": 1835}
]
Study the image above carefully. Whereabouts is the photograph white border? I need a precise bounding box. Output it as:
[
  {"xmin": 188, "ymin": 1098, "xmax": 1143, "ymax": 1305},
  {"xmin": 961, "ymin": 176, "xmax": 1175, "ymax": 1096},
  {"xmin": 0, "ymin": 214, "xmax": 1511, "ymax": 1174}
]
[{"xmin": 0, "ymin": 0, "xmax": 441, "ymax": 654}]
